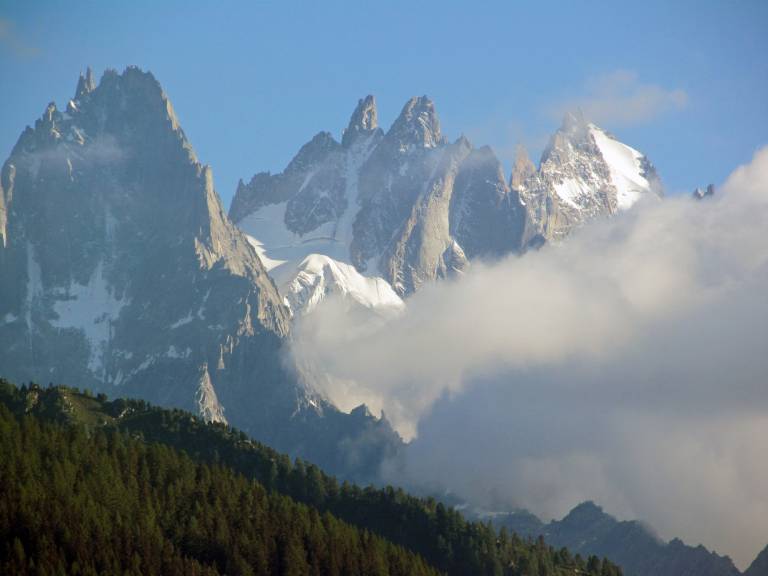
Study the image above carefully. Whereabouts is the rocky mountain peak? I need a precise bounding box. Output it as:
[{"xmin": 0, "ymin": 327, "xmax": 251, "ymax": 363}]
[
  {"xmin": 693, "ymin": 184, "xmax": 715, "ymax": 200},
  {"xmin": 388, "ymin": 95, "xmax": 444, "ymax": 150},
  {"xmin": 518, "ymin": 113, "xmax": 662, "ymax": 242},
  {"xmin": 560, "ymin": 501, "xmax": 608, "ymax": 528},
  {"xmin": 454, "ymin": 134, "xmax": 472, "ymax": 149},
  {"xmin": 500, "ymin": 502, "xmax": 742, "ymax": 576},
  {"xmin": 342, "ymin": 95, "xmax": 379, "ymax": 148},
  {"xmin": 235, "ymin": 94, "xmax": 529, "ymax": 302},
  {"xmin": 0, "ymin": 64, "xmax": 291, "ymax": 403},
  {"xmin": 75, "ymin": 66, "xmax": 96, "ymax": 99},
  {"xmin": 546, "ymin": 110, "xmax": 594, "ymax": 160},
  {"xmin": 285, "ymin": 131, "xmax": 341, "ymax": 173},
  {"xmin": 510, "ymin": 144, "xmax": 536, "ymax": 191},
  {"xmin": 0, "ymin": 67, "xmax": 409, "ymax": 484}
]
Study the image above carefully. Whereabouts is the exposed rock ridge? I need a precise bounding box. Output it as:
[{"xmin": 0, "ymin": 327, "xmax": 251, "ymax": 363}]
[
  {"xmin": 232, "ymin": 95, "xmax": 528, "ymax": 300},
  {"xmin": 514, "ymin": 112, "xmax": 663, "ymax": 242},
  {"xmin": 496, "ymin": 501, "xmax": 742, "ymax": 576},
  {"xmin": 0, "ymin": 67, "xmax": 401, "ymax": 482},
  {"xmin": 342, "ymin": 95, "xmax": 378, "ymax": 148}
]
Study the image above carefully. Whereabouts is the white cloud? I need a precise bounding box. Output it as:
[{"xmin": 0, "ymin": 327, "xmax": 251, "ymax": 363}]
[
  {"xmin": 291, "ymin": 146, "xmax": 768, "ymax": 569},
  {"xmin": 552, "ymin": 70, "xmax": 688, "ymax": 127}
]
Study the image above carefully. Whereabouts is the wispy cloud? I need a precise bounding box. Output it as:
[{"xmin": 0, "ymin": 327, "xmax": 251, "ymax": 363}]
[
  {"xmin": 292, "ymin": 146, "xmax": 768, "ymax": 569},
  {"xmin": 0, "ymin": 18, "xmax": 40, "ymax": 59},
  {"xmin": 552, "ymin": 70, "xmax": 688, "ymax": 126}
]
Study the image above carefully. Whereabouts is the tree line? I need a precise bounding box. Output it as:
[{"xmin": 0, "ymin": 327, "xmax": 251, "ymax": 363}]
[{"xmin": 0, "ymin": 380, "xmax": 622, "ymax": 576}]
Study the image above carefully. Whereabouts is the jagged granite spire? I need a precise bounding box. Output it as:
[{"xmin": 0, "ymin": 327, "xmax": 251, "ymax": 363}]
[
  {"xmin": 1, "ymin": 66, "xmax": 403, "ymax": 483},
  {"xmin": 510, "ymin": 143, "xmax": 536, "ymax": 191},
  {"xmin": 388, "ymin": 95, "xmax": 444, "ymax": 149},
  {"xmin": 74, "ymin": 66, "xmax": 96, "ymax": 99},
  {"xmin": 450, "ymin": 145, "xmax": 528, "ymax": 260},
  {"xmin": 342, "ymin": 95, "xmax": 378, "ymax": 148},
  {"xmin": 516, "ymin": 110, "xmax": 663, "ymax": 243}
]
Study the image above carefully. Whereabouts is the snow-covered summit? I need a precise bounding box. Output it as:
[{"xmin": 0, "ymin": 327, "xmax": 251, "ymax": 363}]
[
  {"xmin": 232, "ymin": 95, "xmax": 527, "ymax": 303},
  {"xmin": 590, "ymin": 123, "xmax": 659, "ymax": 210},
  {"xmin": 232, "ymin": 104, "xmax": 662, "ymax": 308},
  {"xmin": 282, "ymin": 254, "xmax": 403, "ymax": 317},
  {"xmin": 387, "ymin": 96, "xmax": 446, "ymax": 151},
  {"xmin": 515, "ymin": 112, "xmax": 662, "ymax": 241}
]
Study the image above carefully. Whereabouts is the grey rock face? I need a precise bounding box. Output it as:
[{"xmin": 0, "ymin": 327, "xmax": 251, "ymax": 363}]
[
  {"xmin": 515, "ymin": 111, "xmax": 663, "ymax": 242},
  {"xmin": 510, "ymin": 143, "xmax": 536, "ymax": 191},
  {"xmin": 232, "ymin": 95, "xmax": 529, "ymax": 298},
  {"xmin": 349, "ymin": 97, "xmax": 449, "ymax": 279},
  {"xmin": 230, "ymin": 131, "xmax": 346, "ymax": 230},
  {"xmin": 0, "ymin": 67, "xmax": 401, "ymax": 482},
  {"xmin": 74, "ymin": 66, "xmax": 96, "ymax": 99},
  {"xmin": 233, "ymin": 100, "xmax": 660, "ymax": 302},
  {"xmin": 385, "ymin": 95, "xmax": 445, "ymax": 150},
  {"xmin": 231, "ymin": 101, "xmax": 661, "ymax": 304},
  {"xmin": 497, "ymin": 501, "xmax": 741, "ymax": 576},
  {"xmin": 342, "ymin": 95, "xmax": 378, "ymax": 148},
  {"xmin": 450, "ymin": 145, "xmax": 529, "ymax": 260},
  {"xmin": 0, "ymin": 65, "xmax": 290, "ymax": 417},
  {"xmin": 380, "ymin": 137, "xmax": 472, "ymax": 294}
]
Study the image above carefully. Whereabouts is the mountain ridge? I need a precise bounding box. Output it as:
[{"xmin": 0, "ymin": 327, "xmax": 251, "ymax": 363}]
[
  {"xmin": 231, "ymin": 94, "xmax": 530, "ymax": 308},
  {"xmin": 0, "ymin": 66, "xmax": 400, "ymax": 482},
  {"xmin": 230, "ymin": 94, "xmax": 661, "ymax": 316},
  {"xmin": 494, "ymin": 500, "xmax": 761, "ymax": 576},
  {"xmin": 0, "ymin": 378, "xmax": 622, "ymax": 576}
]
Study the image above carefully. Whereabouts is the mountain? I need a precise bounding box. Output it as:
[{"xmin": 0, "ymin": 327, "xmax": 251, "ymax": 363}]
[
  {"xmin": 514, "ymin": 110, "xmax": 663, "ymax": 242},
  {"xmin": 283, "ymin": 253, "xmax": 403, "ymax": 318},
  {"xmin": 495, "ymin": 501, "xmax": 744, "ymax": 576},
  {"xmin": 0, "ymin": 381, "xmax": 436, "ymax": 576},
  {"xmin": 745, "ymin": 545, "xmax": 768, "ymax": 576},
  {"xmin": 231, "ymin": 100, "xmax": 662, "ymax": 310},
  {"xmin": 0, "ymin": 66, "xmax": 400, "ymax": 481},
  {"xmin": 230, "ymin": 95, "xmax": 529, "ymax": 303},
  {"xmin": 693, "ymin": 184, "xmax": 716, "ymax": 199},
  {"xmin": 0, "ymin": 379, "xmax": 622, "ymax": 576}
]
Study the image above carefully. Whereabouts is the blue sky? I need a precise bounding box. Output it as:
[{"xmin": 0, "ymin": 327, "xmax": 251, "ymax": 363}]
[{"xmin": 1, "ymin": 0, "xmax": 766, "ymax": 208}]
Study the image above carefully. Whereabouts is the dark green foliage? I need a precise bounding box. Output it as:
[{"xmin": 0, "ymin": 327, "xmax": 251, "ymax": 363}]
[
  {"xmin": 0, "ymin": 395, "xmax": 435, "ymax": 575},
  {"xmin": 0, "ymin": 380, "xmax": 622, "ymax": 576}
]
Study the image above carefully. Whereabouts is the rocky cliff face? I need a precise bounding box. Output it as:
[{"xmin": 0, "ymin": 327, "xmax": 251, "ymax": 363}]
[
  {"xmin": 232, "ymin": 102, "xmax": 660, "ymax": 307},
  {"xmin": 231, "ymin": 95, "xmax": 528, "ymax": 301},
  {"xmin": 0, "ymin": 67, "xmax": 400, "ymax": 481},
  {"xmin": 515, "ymin": 111, "xmax": 663, "ymax": 242}
]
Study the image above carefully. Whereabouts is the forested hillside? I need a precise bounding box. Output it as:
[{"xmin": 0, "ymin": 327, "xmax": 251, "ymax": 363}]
[{"xmin": 0, "ymin": 380, "xmax": 621, "ymax": 576}]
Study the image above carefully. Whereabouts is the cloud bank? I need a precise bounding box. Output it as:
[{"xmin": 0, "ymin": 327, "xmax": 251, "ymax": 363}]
[
  {"xmin": 552, "ymin": 70, "xmax": 688, "ymax": 127},
  {"xmin": 291, "ymin": 146, "xmax": 768, "ymax": 568}
]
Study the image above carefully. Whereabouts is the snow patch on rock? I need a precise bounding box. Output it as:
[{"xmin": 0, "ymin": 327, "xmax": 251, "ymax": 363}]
[
  {"xmin": 51, "ymin": 261, "xmax": 127, "ymax": 374},
  {"xmin": 590, "ymin": 124, "xmax": 653, "ymax": 210}
]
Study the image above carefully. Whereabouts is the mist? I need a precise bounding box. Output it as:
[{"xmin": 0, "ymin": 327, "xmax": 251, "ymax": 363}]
[{"xmin": 291, "ymin": 146, "xmax": 768, "ymax": 569}]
